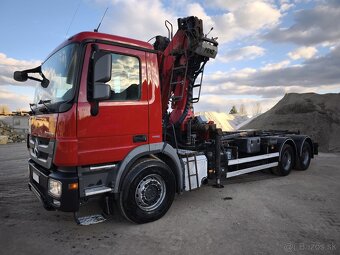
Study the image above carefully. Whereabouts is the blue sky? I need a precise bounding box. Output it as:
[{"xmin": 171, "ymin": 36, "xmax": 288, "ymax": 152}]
[{"xmin": 1, "ymin": 0, "xmax": 339, "ymax": 114}]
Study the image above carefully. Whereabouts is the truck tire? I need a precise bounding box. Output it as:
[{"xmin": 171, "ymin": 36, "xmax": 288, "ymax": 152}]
[
  {"xmin": 119, "ymin": 158, "xmax": 176, "ymax": 224},
  {"xmin": 295, "ymin": 142, "xmax": 312, "ymax": 170},
  {"xmin": 272, "ymin": 144, "xmax": 294, "ymax": 176}
]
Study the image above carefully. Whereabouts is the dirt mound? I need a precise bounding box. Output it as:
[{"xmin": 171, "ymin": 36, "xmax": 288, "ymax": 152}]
[
  {"xmin": 242, "ymin": 93, "xmax": 340, "ymax": 152},
  {"xmin": 0, "ymin": 121, "xmax": 26, "ymax": 144}
]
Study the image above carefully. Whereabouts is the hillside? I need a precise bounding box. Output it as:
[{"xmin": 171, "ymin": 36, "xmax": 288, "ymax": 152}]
[{"xmin": 242, "ymin": 93, "xmax": 340, "ymax": 152}]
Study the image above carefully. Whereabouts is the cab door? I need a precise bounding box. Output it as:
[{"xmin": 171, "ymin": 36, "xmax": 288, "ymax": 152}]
[{"xmin": 77, "ymin": 43, "xmax": 149, "ymax": 165}]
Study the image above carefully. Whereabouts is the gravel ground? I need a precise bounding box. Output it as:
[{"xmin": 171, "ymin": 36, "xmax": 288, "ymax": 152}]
[{"xmin": 0, "ymin": 143, "xmax": 339, "ymax": 255}]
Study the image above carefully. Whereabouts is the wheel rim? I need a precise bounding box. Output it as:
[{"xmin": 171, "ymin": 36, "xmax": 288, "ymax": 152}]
[
  {"xmin": 282, "ymin": 150, "xmax": 292, "ymax": 171},
  {"xmin": 135, "ymin": 174, "xmax": 166, "ymax": 212}
]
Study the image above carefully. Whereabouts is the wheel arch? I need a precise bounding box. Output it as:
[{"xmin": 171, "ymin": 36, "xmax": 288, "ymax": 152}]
[
  {"xmin": 286, "ymin": 135, "xmax": 315, "ymax": 159},
  {"xmin": 154, "ymin": 152, "xmax": 183, "ymax": 194},
  {"xmin": 302, "ymin": 137, "xmax": 314, "ymax": 158},
  {"xmin": 113, "ymin": 142, "xmax": 183, "ymax": 194},
  {"xmin": 278, "ymin": 138, "xmax": 297, "ymax": 163}
]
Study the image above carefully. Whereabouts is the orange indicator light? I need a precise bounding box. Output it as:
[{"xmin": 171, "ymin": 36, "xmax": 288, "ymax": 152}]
[{"xmin": 68, "ymin": 183, "xmax": 78, "ymax": 190}]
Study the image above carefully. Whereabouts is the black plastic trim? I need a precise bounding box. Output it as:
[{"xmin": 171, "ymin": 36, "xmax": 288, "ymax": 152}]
[
  {"xmin": 94, "ymin": 39, "xmax": 158, "ymax": 54},
  {"xmin": 28, "ymin": 160, "xmax": 79, "ymax": 212}
]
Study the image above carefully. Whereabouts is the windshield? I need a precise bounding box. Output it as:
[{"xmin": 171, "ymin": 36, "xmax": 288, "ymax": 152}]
[{"xmin": 34, "ymin": 43, "xmax": 79, "ymax": 107}]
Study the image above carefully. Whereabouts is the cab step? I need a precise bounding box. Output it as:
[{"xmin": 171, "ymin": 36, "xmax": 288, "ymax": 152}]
[
  {"xmin": 74, "ymin": 212, "xmax": 107, "ymax": 226},
  {"xmin": 73, "ymin": 196, "xmax": 112, "ymax": 226}
]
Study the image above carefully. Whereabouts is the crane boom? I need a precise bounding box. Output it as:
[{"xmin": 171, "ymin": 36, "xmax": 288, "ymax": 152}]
[{"xmin": 154, "ymin": 16, "xmax": 218, "ymax": 128}]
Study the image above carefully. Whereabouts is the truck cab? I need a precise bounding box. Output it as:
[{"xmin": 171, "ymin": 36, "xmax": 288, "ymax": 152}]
[{"xmin": 21, "ymin": 32, "xmax": 184, "ymax": 223}]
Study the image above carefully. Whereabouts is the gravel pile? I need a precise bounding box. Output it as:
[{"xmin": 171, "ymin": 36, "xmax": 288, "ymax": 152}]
[
  {"xmin": 243, "ymin": 93, "xmax": 340, "ymax": 152},
  {"xmin": 0, "ymin": 121, "xmax": 26, "ymax": 144}
]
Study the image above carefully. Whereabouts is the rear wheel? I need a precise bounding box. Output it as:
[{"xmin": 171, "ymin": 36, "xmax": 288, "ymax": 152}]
[
  {"xmin": 295, "ymin": 142, "xmax": 312, "ymax": 170},
  {"xmin": 272, "ymin": 144, "xmax": 294, "ymax": 176},
  {"xmin": 119, "ymin": 158, "xmax": 176, "ymax": 224}
]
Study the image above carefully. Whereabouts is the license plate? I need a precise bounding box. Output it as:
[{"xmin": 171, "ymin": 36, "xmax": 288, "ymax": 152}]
[{"xmin": 32, "ymin": 171, "xmax": 39, "ymax": 184}]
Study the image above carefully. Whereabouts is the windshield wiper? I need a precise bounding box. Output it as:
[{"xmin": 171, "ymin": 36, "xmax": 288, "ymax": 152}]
[
  {"xmin": 38, "ymin": 99, "xmax": 52, "ymax": 113},
  {"xmin": 29, "ymin": 103, "xmax": 36, "ymax": 114}
]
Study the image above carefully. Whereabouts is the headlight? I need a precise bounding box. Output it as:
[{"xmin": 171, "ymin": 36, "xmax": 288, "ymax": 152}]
[{"xmin": 48, "ymin": 178, "xmax": 62, "ymax": 198}]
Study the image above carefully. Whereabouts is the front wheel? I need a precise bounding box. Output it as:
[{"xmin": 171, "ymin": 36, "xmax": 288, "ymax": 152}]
[
  {"xmin": 272, "ymin": 144, "xmax": 294, "ymax": 176},
  {"xmin": 119, "ymin": 158, "xmax": 176, "ymax": 224}
]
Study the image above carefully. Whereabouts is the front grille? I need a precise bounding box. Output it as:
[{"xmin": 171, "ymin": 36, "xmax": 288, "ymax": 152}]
[{"xmin": 28, "ymin": 135, "xmax": 55, "ymax": 169}]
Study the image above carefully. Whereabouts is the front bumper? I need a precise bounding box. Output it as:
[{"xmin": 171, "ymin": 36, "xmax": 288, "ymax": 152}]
[{"xmin": 28, "ymin": 160, "xmax": 79, "ymax": 212}]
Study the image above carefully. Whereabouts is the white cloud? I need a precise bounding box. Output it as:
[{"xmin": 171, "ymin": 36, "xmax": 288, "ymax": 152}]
[
  {"xmin": 208, "ymin": 46, "xmax": 340, "ymax": 88},
  {"xmin": 265, "ymin": 2, "xmax": 340, "ymax": 46},
  {"xmin": 232, "ymin": 1, "xmax": 280, "ymax": 30},
  {"xmin": 98, "ymin": 0, "xmax": 281, "ymax": 45},
  {"xmin": 280, "ymin": 3, "xmax": 294, "ymax": 12},
  {"xmin": 209, "ymin": 1, "xmax": 281, "ymax": 43},
  {"xmin": 198, "ymin": 45, "xmax": 340, "ymax": 113},
  {"xmin": 205, "ymin": 0, "xmax": 274, "ymax": 11},
  {"xmin": 279, "ymin": 0, "xmax": 294, "ymax": 12},
  {"xmin": 288, "ymin": 46, "xmax": 318, "ymax": 60},
  {"xmin": 100, "ymin": 0, "xmax": 177, "ymax": 42},
  {"xmin": 261, "ymin": 60, "xmax": 290, "ymax": 71},
  {"xmin": 219, "ymin": 46, "xmax": 265, "ymax": 62}
]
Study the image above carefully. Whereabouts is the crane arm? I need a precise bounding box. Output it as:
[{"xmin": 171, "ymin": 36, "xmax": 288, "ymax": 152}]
[{"xmin": 154, "ymin": 16, "xmax": 218, "ymax": 128}]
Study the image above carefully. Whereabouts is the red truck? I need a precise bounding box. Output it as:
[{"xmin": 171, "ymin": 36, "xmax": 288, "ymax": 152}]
[{"xmin": 14, "ymin": 16, "xmax": 317, "ymax": 225}]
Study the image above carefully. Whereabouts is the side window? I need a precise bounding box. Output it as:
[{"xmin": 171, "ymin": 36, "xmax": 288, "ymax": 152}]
[{"xmin": 107, "ymin": 53, "xmax": 141, "ymax": 101}]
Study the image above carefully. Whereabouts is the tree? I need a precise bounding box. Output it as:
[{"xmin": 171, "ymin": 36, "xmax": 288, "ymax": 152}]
[
  {"xmin": 229, "ymin": 105, "xmax": 238, "ymax": 114},
  {"xmin": 0, "ymin": 105, "xmax": 10, "ymax": 115},
  {"xmin": 252, "ymin": 102, "xmax": 262, "ymax": 116},
  {"xmin": 239, "ymin": 104, "xmax": 247, "ymax": 115}
]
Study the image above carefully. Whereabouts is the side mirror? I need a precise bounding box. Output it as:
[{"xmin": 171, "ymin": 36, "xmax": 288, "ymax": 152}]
[
  {"xmin": 94, "ymin": 53, "xmax": 112, "ymax": 83},
  {"xmin": 89, "ymin": 47, "xmax": 112, "ymax": 116},
  {"xmin": 13, "ymin": 71, "xmax": 28, "ymax": 82},
  {"xmin": 13, "ymin": 66, "xmax": 49, "ymax": 87},
  {"xmin": 93, "ymin": 83, "xmax": 110, "ymax": 100}
]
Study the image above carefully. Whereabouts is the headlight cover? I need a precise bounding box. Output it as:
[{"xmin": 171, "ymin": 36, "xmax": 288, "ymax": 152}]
[{"xmin": 48, "ymin": 178, "xmax": 62, "ymax": 198}]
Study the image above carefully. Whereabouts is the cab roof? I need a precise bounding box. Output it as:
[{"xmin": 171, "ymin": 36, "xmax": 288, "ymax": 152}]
[
  {"xmin": 68, "ymin": 31, "xmax": 154, "ymax": 50},
  {"xmin": 46, "ymin": 31, "xmax": 155, "ymax": 61}
]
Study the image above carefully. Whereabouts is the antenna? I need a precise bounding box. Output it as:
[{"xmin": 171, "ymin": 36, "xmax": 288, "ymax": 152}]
[
  {"xmin": 94, "ymin": 7, "xmax": 109, "ymax": 32},
  {"xmin": 205, "ymin": 27, "xmax": 213, "ymax": 37},
  {"xmin": 65, "ymin": 0, "xmax": 81, "ymax": 38}
]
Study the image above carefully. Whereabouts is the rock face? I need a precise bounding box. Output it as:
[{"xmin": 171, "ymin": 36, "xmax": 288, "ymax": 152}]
[
  {"xmin": 0, "ymin": 121, "xmax": 26, "ymax": 144},
  {"xmin": 242, "ymin": 93, "xmax": 340, "ymax": 152}
]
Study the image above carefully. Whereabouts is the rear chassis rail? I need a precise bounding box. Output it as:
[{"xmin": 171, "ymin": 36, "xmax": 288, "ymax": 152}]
[{"xmin": 190, "ymin": 129, "xmax": 318, "ymax": 185}]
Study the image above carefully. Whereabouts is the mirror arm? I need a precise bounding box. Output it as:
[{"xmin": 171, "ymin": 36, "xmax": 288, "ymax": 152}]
[
  {"xmin": 91, "ymin": 44, "xmax": 99, "ymax": 59},
  {"xmin": 90, "ymin": 101, "xmax": 99, "ymax": 116},
  {"xmin": 89, "ymin": 45, "xmax": 98, "ymax": 116},
  {"xmin": 15, "ymin": 66, "xmax": 49, "ymax": 87},
  {"xmin": 27, "ymin": 76, "xmax": 43, "ymax": 82},
  {"xmin": 22, "ymin": 66, "xmax": 41, "ymax": 74}
]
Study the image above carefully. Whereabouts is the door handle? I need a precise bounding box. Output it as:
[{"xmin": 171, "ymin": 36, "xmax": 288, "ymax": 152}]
[{"xmin": 133, "ymin": 135, "xmax": 147, "ymax": 143}]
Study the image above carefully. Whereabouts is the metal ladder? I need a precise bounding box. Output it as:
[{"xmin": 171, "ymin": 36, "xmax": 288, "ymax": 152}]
[
  {"xmin": 185, "ymin": 153, "xmax": 200, "ymax": 191},
  {"xmin": 168, "ymin": 61, "xmax": 188, "ymax": 102},
  {"xmin": 191, "ymin": 67, "xmax": 204, "ymax": 103}
]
